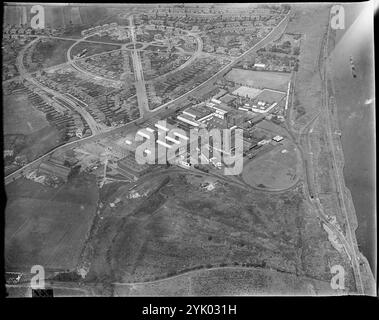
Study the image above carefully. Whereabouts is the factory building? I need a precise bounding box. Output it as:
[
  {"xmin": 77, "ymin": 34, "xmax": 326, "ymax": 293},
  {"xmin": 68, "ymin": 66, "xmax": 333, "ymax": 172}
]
[
  {"xmin": 205, "ymin": 102, "xmax": 231, "ymax": 120},
  {"xmin": 177, "ymin": 113, "xmax": 201, "ymax": 127},
  {"xmin": 250, "ymin": 102, "xmax": 278, "ymax": 114}
]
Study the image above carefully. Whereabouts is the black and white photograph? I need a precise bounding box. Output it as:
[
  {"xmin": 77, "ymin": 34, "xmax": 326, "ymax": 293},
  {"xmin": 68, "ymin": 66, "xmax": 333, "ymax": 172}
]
[{"xmin": 2, "ymin": 2, "xmax": 376, "ymax": 300}]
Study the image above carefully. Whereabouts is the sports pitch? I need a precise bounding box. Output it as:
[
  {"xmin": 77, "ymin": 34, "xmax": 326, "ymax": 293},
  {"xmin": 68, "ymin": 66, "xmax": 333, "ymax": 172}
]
[
  {"xmin": 225, "ymin": 68, "xmax": 290, "ymax": 91},
  {"xmin": 242, "ymin": 140, "xmax": 301, "ymax": 190}
]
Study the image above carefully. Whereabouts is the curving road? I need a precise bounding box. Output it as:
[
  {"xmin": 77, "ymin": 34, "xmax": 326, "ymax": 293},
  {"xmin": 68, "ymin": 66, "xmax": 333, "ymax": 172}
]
[
  {"xmin": 150, "ymin": 13, "xmax": 290, "ymax": 114},
  {"xmin": 5, "ymin": 13, "xmax": 290, "ymax": 187},
  {"xmin": 16, "ymin": 37, "xmax": 105, "ymax": 135}
]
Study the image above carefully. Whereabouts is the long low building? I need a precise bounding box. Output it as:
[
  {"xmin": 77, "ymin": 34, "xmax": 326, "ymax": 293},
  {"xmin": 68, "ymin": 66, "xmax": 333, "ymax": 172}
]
[
  {"xmin": 177, "ymin": 113, "xmax": 200, "ymax": 127},
  {"xmin": 250, "ymin": 102, "xmax": 277, "ymax": 113},
  {"xmin": 182, "ymin": 105, "xmax": 214, "ymax": 122},
  {"xmin": 157, "ymin": 139, "xmax": 173, "ymax": 149}
]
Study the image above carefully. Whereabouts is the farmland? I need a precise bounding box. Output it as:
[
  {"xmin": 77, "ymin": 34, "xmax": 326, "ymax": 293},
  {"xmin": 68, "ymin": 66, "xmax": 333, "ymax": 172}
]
[
  {"xmin": 3, "ymin": 91, "xmax": 49, "ymax": 135},
  {"xmin": 225, "ymin": 68, "xmax": 290, "ymax": 91},
  {"xmin": 5, "ymin": 174, "xmax": 99, "ymax": 271}
]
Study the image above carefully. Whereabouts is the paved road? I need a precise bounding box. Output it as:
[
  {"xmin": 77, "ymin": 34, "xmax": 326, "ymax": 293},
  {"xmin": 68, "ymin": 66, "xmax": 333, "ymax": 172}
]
[
  {"xmin": 150, "ymin": 13, "xmax": 290, "ymax": 114},
  {"xmin": 129, "ymin": 15, "xmax": 150, "ymax": 117},
  {"xmin": 4, "ymin": 119, "xmax": 140, "ymax": 185},
  {"xmin": 145, "ymin": 30, "xmax": 204, "ymax": 84},
  {"xmin": 16, "ymin": 37, "xmax": 104, "ymax": 135},
  {"xmin": 66, "ymin": 38, "xmax": 124, "ymax": 87},
  {"xmin": 21, "ymin": 33, "xmax": 125, "ymax": 47},
  {"xmin": 5, "ymin": 14, "xmax": 290, "ymax": 186}
]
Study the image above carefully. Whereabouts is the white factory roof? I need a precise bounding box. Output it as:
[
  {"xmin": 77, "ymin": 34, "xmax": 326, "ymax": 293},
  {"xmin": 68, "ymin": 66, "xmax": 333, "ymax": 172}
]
[
  {"xmin": 166, "ymin": 136, "xmax": 181, "ymax": 144},
  {"xmin": 211, "ymin": 98, "xmax": 221, "ymax": 104},
  {"xmin": 137, "ymin": 130, "xmax": 151, "ymax": 139},
  {"xmin": 177, "ymin": 114, "xmax": 200, "ymax": 127},
  {"xmin": 157, "ymin": 139, "xmax": 172, "ymax": 149},
  {"xmin": 155, "ymin": 123, "xmax": 170, "ymax": 132},
  {"xmin": 254, "ymin": 63, "xmax": 266, "ymax": 68},
  {"xmin": 250, "ymin": 102, "xmax": 278, "ymax": 114},
  {"xmin": 173, "ymin": 131, "xmax": 189, "ymax": 140}
]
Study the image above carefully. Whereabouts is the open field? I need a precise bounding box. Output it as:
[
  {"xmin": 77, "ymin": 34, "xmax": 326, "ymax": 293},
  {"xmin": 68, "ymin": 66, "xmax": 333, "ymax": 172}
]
[
  {"xmin": 80, "ymin": 172, "xmax": 355, "ymax": 292},
  {"xmin": 114, "ymin": 267, "xmax": 335, "ymax": 296},
  {"xmin": 225, "ymin": 68, "xmax": 290, "ymax": 91},
  {"xmin": 4, "ymin": 126, "xmax": 65, "ymax": 176},
  {"xmin": 242, "ymin": 140, "xmax": 301, "ymax": 189},
  {"xmin": 232, "ymin": 86, "xmax": 262, "ymax": 99},
  {"xmin": 86, "ymin": 33, "xmax": 129, "ymax": 44},
  {"xmin": 286, "ymin": 4, "xmax": 330, "ymax": 123},
  {"xmin": 70, "ymin": 42, "xmax": 122, "ymax": 59},
  {"xmin": 255, "ymin": 89, "xmax": 286, "ymax": 104},
  {"xmin": 5, "ymin": 174, "xmax": 99, "ymax": 271},
  {"xmin": 31, "ymin": 39, "xmax": 76, "ymax": 70},
  {"xmin": 255, "ymin": 119, "xmax": 290, "ymax": 137},
  {"xmin": 4, "ymin": 6, "xmax": 109, "ymax": 31},
  {"xmin": 20, "ymin": 126, "xmax": 64, "ymax": 162},
  {"xmin": 3, "ymin": 92, "xmax": 49, "ymax": 135}
]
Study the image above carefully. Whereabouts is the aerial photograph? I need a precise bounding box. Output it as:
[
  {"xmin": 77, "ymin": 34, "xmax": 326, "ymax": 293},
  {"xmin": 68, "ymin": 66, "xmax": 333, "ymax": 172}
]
[{"xmin": 2, "ymin": 2, "xmax": 376, "ymax": 298}]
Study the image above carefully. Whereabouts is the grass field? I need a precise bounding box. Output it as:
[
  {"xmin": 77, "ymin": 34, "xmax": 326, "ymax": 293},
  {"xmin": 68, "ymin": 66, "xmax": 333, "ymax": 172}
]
[
  {"xmin": 5, "ymin": 174, "xmax": 99, "ymax": 271},
  {"xmin": 20, "ymin": 126, "xmax": 64, "ymax": 163},
  {"xmin": 31, "ymin": 39, "xmax": 76, "ymax": 70},
  {"xmin": 225, "ymin": 68, "xmax": 290, "ymax": 91},
  {"xmin": 232, "ymin": 86, "xmax": 262, "ymax": 99},
  {"xmin": 286, "ymin": 4, "xmax": 330, "ymax": 123},
  {"xmin": 255, "ymin": 89, "xmax": 286, "ymax": 104},
  {"xmin": 255, "ymin": 119, "xmax": 290, "ymax": 137},
  {"xmin": 3, "ymin": 92, "xmax": 49, "ymax": 135},
  {"xmin": 81, "ymin": 172, "xmax": 352, "ymax": 292},
  {"xmin": 86, "ymin": 34, "xmax": 128, "ymax": 44},
  {"xmin": 114, "ymin": 267, "xmax": 335, "ymax": 296},
  {"xmin": 70, "ymin": 42, "xmax": 122, "ymax": 59},
  {"xmin": 242, "ymin": 140, "xmax": 301, "ymax": 190}
]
